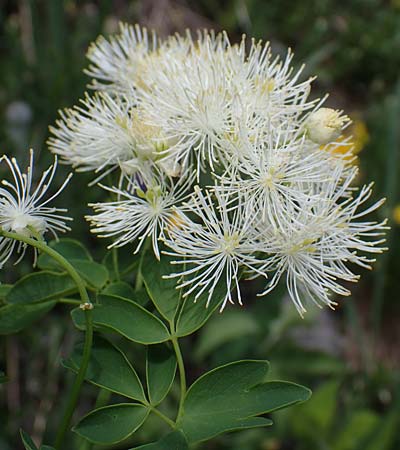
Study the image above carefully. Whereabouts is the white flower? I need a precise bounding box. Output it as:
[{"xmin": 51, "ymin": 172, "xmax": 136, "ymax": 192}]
[
  {"xmin": 0, "ymin": 150, "xmax": 72, "ymax": 267},
  {"xmin": 49, "ymin": 24, "xmax": 387, "ymax": 316},
  {"xmin": 256, "ymin": 174, "xmax": 387, "ymax": 316},
  {"xmin": 48, "ymin": 92, "xmax": 181, "ymax": 180},
  {"xmin": 48, "ymin": 92, "xmax": 138, "ymax": 176},
  {"xmin": 85, "ymin": 23, "xmax": 156, "ymax": 92},
  {"xmin": 163, "ymin": 187, "xmax": 266, "ymax": 310},
  {"xmin": 306, "ymin": 107, "xmax": 350, "ymax": 144},
  {"xmin": 86, "ymin": 168, "xmax": 194, "ymax": 260},
  {"xmin": 214, "ymin": 126, "xmax": 335, "ymax": 227}
]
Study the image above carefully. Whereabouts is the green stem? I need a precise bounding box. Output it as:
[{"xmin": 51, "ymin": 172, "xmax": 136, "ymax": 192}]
[
  {"xmin": 0, "ymin": 231, "xmax": 90, "ymax": 304},
  {"xmin": 150, "ymin": 406, "xmax": 176, "ymax": 429},
  {"xmin": 55, "ymin": 310, "xmax": 93, "ymax": 449},
  {"xmin": 135, "ymin": 241, "xmax": 149, "ymax": 292},
  {"xmin": 171, "ymin": 336, "xmax": 186, "ymax": 424},
  {"xmin": 0, "ymin": 231, "xmax": 93, "ymax": 450},
  {"xmin": 112, "ymin": 247, "xmax": 120, "ymax": 281},
  {"xmin": 58, "ymin": 298, "xmax": 81, "ymax": 306}
]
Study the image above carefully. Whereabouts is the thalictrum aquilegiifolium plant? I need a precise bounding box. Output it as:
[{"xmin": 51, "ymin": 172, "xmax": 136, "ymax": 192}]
[{"xmin": 0, "ymin": 23, "xmax": 387, "ymax": 449}]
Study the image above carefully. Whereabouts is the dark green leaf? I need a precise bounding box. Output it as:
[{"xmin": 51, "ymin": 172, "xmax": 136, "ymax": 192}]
[
  {"xmin": 103, "ymin": 283, "xmax": 150, "ymax": 307},
  {"xmin": 71, "ymin": 294, "xmax": 170, "ymax": 344},
  {"xmin": 142, "ymin": 252, "xmax": 180, "ymax": 321},
  {"xmin": 176, "ymin": 279, "xmax": 226, "ymax": 337},
  {"xmin": 69, "ymin": 259, "xmax": 109, "ymax": 289},
  {"xmin": 133, "ymin": 431, "xmax": 188, "ymax": 450},
  {"xmin": 6, "ymin": 272, "xmax": 77, "ymax": 304},
  {"xmin": 146, "ymin": 344, "xmax": 176, "ymax": 405},
  {"xmin": 20, "ymin": 429, "xmax": 38, "ymax": 450},
  {"xmin": 179, "ymin": 360, "xmax": 311, "ymax": 443},
  {"xmin": 103, "ymin": 281, "xmax": 136, "ymax": 299},
  {"xmin": 73, "ymin": 403, "xmax": 149, "ymax": 445},
  {"xmin": 0, "ymin": 301, "xmax": 56, "ymax": 334},
  {"xmin": 64, "ymin": 336, "xmax": 146, "ymax": 401},
  {"xmin": 40, "ymin": 446, "xmax": 55, "ymax": 450},
  {"xmin": 0, "ymin": 284, "xmax": 12, "ymax": 301},
  {"xmin": 37, "ymin": 238, "xmax": 92, "ymax": 269}
]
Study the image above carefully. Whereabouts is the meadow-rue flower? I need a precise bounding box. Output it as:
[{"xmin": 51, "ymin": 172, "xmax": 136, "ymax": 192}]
[
  {"xmin": 86, "ymin": 168, "xmax": 194, "ymax": 260},
  {"xmin": 0, "ymin": 149, "xmax": 72, "ymax": 267},
  {"xmin": 163, "ymin": 187, "xmax": 266, "ymax": 310},
  {"xmin": 256, "ymin": 174, "xmax": 387, "ymax": 315},
  {"xmin": 85, "ymin": 23, "xmax": 156, "ymax": 92},
  {"xmin": 48, "ymin": 92, "xmax": 139, "ymax": 176},
  {"xmin": 49, "ymin": 23, "xmax": 387, "ymax": 315}
]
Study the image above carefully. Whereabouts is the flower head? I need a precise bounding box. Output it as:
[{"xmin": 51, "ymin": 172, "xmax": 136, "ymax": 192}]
[
  {"xmin": 163, "ymin": 187, "xmax": 266, "ymax": 310},
  {"xmin": 48, "ymin": 24, "xmax": 387, "ymax": 316},
  {"xmin": 86, "ymin": 167, "xmax": 194, "ymax": 260},
  {"xmin": 0, "ymin": 150, "xmax": 72, "ymax": 267}
]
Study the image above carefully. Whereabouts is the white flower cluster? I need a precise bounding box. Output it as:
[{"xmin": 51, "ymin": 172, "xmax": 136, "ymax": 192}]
[
  {"xmin": 48, "ymin": 24, "xmax": 387, "ymax": 315},
  {"xmin": 0, "ymin": 150, "xmax": 72, "ymax": 267}
]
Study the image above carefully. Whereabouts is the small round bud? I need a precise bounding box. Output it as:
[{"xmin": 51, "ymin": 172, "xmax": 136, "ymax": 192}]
[
  {"xmin": 79, "ymin": 302, "xmax": 94, "ymax": 311},
  {"xmin": 306, "ymin": 108, "xmax": 349, "ymax": 144}
]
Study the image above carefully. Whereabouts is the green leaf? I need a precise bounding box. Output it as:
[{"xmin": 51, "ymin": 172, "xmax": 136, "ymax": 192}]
[
  {"xmin": 71, "ymin": 294, "xmax": 170, "ymax": 344},
  {"xmin": 142, "ymin": 252, "xmax": 180, "ymax": 321},
  {"xmin": 133, "ymin": 431, "xmax": 188, "ymax": 450},
  {"xmin": 6, "ymin": 272, "xmax": 77, "ymax": 304},
  {"xmin": 142, "ymin": 252, "xmax": 227, "ymax": 335},
  {"xmin": 195, "ymin": 310, "xmax": 260, "ymax": 360},
  {"xmin": 0, "ymin": 284, "xmax": 12, "ymax": 301},
  {"xmin": 333, "ymin": 410, "xmax": 380, "ymax": 450},
  {"xmin": 364, "ymin": 410, "xmax": 399, "ymax": 450},
  {"xmin": 146, "ymin": 344, "xmax": 176, "ymax": 405},
  {"xmin": 36, "ymin": 239, "xmax": 107, "ymax": 289},
  {"xmin": 103, "ymin": 283, "xmax": 150, "ymax": 307},
  {"xmin": 103, "ymin": 281, "xmax": 136, "ymax": 299},
  {"xmin": 63, "ymin": 336, "xmax": 146, "ymax": 402},
  {"xmin": 73, "ymin": 403, "xmax": 149, "ymax": 445},
  {"xmin": 37, "ymin": 238, "xmax": 92, "ymax": 269},
  {"xmin": 102, "ymin": 246, "xmax": 140, "ymax": 281},
  {"xmin": 20, "ymin": 429, "xmax": 38, "ymax": 450},
  {"xmin": 179, "ymin": 360, "xmax": 311, "ymax": 443},
  {"xmin": 292, "ymin": 380, "xmax": 339, "ymax": 437},
  {"xmin": 69, "ymin": 259, "xmax": 109, "ymax": 289},
  {"xmin": 39, "ymin": 446, "xmax": 55, "ymax": 450},
  {"xmin": 0, "ymin": 301, "xmax": 56, "ymax": 335},
  {"xmin": 175, "ymin": 279, "xmax": 226, "ymax": 337}
]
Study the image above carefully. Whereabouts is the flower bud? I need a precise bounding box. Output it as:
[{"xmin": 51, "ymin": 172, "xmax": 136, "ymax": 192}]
[{"xmin": 306, "ymin": 108, "xmax": 349, "ymax": 144}]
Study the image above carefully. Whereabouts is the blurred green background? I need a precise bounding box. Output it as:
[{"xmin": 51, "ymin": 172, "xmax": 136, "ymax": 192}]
[{"xmin": 1, "ymin": 1, "xmax": 399, "ymax": 449}]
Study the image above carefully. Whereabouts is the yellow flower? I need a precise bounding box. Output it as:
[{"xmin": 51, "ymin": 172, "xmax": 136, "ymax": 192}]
[
  {"xmin": 323, "ymin": 119, "xmax": 369, "ymax": 164},
  {"xmin": 393, "ymin": 205, "xmax": 400, "ymax": 225}
]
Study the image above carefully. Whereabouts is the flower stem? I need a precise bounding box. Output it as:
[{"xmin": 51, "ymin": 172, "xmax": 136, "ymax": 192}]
[
  {"xmin": 171, "ymin": 335, "xmax": 186, "ymax": 424},
  {"xmin": 0, "ymin": 231, "xmax": 93, "ymax": 450},
  {"xmin": 112, "ymin": 247, "xmax": 120, "ymax": 281},
  {"xmin": 55, "ymin": 309, "xmax": 93, "ymax": 449}
]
